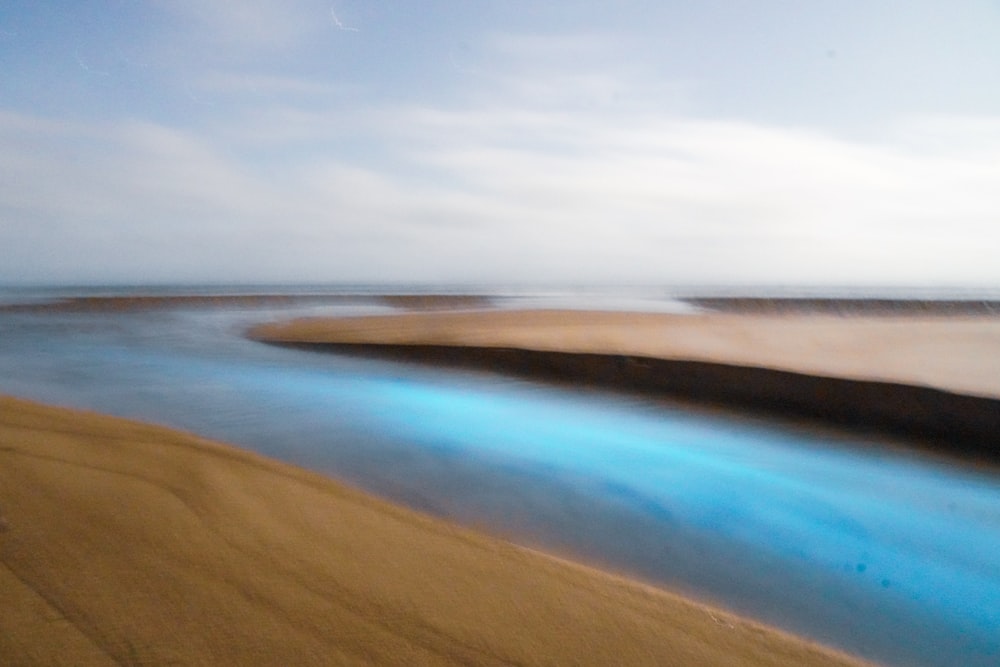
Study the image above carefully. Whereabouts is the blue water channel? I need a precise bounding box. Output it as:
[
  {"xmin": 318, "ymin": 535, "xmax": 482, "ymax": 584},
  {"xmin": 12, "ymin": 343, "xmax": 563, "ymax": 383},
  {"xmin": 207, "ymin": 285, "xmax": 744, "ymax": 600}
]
[{"xmin": 0, "ymin": 299, "xmax": 998, "ymax": 667}]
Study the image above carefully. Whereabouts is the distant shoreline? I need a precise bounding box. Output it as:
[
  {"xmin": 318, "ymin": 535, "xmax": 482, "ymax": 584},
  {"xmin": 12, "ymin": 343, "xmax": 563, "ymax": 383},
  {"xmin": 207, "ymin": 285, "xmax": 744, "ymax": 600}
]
[
  {"xmin": 4, "ymin": 290, "xmax": 1000, "ymax": 315},
  {"xmin": 0, "ymin": 293, "xmax": 494, "ymax": 313},
  {"xmin": 688, "ymin": 297, "xmax": 1000, "ymax": 316}
]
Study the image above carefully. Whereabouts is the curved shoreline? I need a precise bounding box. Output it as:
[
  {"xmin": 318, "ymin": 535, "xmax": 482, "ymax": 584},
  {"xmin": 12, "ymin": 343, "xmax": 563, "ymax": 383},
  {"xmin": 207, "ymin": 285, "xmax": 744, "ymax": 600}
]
[
  {"xmin": 250, "ymin": 309, "xmax": 1000, "ymax": 464},
  {"xmin": 0, "ymin": 395, "xmax": 870, "ymax": 666}
]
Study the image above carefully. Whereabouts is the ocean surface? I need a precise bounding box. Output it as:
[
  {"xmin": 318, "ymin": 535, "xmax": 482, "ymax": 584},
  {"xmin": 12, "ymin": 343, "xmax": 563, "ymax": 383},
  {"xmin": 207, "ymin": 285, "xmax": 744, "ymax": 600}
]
[{"xmin": 1, "ymin": 284, "xmax": 999, "ymax": 667}]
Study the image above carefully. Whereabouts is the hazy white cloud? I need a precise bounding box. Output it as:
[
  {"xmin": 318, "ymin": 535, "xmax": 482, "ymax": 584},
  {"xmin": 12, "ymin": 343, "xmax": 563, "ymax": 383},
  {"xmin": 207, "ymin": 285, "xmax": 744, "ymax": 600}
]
[
  {"xmin": 160, "ymin": 0, "xmax": 326, "ymax": 51},
  {"xmin": 2, "ymin": 95, "xmax": 1000, "ymax": 285}
]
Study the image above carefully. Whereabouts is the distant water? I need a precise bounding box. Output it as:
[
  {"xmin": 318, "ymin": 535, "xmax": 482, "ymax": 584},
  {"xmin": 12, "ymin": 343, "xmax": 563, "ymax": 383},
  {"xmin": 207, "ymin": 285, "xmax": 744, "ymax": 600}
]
[
  {"xmin": 6, "ymin": 282, "xmax": 1000, "ymax": 325},
  {"xmin": 1, "ymin": 285, "xmax": 999, "ymax": 667},
  {"xmin": 4, "ymin": 281, "xmax": 1000, "ymax": 308}
]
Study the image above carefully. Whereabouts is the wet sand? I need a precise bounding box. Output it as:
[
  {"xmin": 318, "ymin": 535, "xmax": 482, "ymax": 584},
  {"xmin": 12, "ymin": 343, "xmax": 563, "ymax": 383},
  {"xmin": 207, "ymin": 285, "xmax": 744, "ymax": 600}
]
[
  {"xmin": 0, "ymin": 395, "xmax": 870, "ymax": 666},
  {"xmin": 249, "ymin": 309, "xmax": 1000, "ymax": 462}
]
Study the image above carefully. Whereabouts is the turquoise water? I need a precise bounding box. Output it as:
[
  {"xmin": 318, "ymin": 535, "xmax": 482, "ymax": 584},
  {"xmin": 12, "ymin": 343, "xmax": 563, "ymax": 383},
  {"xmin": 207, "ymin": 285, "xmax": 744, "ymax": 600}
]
[{"xmin": 1, "ymin": 294, "xmax": 998, "ymax": 666}]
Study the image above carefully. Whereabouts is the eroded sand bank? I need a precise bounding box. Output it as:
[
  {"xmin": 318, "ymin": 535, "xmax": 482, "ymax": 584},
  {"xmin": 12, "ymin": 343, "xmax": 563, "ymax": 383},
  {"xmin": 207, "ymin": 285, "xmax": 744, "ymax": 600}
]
[
  {"xmin": 0, "ymin": 395, "xmax": 870, "ymax": 666},
  {"xmin": 249, "ymin": 309, "xmax": 1000, "ymax": 397}
]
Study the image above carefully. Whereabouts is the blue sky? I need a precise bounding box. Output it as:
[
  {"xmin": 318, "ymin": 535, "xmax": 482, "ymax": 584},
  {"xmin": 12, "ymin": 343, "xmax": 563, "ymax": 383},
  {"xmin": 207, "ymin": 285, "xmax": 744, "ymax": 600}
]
[{"xmin": 1, "ymin": 1, "xmax": 999, "ymax": 286}]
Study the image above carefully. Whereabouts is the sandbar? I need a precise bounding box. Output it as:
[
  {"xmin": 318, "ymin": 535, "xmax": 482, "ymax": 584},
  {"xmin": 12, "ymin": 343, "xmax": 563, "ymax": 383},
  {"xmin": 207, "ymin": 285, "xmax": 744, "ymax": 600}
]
[
  {"xmin": 249, "ymin": 309, "xmax": 1000, "ymax": 462},
  {"xmin": 249, "ymin": 309, "xmax": 1000, "ymax": 397}
]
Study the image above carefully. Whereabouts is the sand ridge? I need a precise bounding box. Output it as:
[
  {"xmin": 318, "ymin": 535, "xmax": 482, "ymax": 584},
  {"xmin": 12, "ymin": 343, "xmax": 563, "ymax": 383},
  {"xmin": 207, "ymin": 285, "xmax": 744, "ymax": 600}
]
[
  {"xmin": 0, "ymin": 293, "xmax": 492, "ymax": 313},
  {"xmin": 248, "ymin": 309, "xmax": 1000, "ymax": 399},
  {"xmin": 0, "ymin": 395, "xmax": 872, "ymax": 666}
]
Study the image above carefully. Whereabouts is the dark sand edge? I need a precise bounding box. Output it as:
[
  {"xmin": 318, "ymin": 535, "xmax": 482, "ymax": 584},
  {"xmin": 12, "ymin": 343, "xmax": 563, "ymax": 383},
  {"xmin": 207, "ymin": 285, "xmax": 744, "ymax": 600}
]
[
  {"xmin": 0, "ymin": 293, "xmax": 493, "ymax": 313},
  {"xmin": 686, "ymin": 297, "xmax": 1000, "ymax": 316},
  {"xmin": 245, "ymin": 307, "xmax": 1000, "ymax": 465},
  {"xmin": 0, "ymin": 395, "xmax": 875, "ymax": 667},
  {"xmin": 8, "ymin": 292, "xmax": 1000, "ymax": 315},
  {"xmin": 259, "ymin": 340, "xmax": 1000, "ymax": 465}
]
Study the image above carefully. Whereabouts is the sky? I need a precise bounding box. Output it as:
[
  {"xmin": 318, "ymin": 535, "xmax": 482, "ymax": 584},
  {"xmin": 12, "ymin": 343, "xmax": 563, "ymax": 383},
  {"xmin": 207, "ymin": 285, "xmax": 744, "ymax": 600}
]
[{"xmin": 1, "ymin": 1, "xmax": 999, "ymax": 287}]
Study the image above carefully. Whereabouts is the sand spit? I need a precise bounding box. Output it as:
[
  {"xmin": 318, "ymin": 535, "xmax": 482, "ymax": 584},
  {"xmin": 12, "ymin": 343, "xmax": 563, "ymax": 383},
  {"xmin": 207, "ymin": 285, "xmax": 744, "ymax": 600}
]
[
  {"xmin": 0, "ymin": 293, "xmax": 491, "ymax": 313},
  {"xmin": 687, "ymin": 297, "xmax": 1000, "ymax": 316},
  {"xmin": 0, "ymin": 395, "xmax": 870, "ymax": 667},
  {"xmin": 249, "ymin": 309, "xmax": 1000, "ymax": 462}
]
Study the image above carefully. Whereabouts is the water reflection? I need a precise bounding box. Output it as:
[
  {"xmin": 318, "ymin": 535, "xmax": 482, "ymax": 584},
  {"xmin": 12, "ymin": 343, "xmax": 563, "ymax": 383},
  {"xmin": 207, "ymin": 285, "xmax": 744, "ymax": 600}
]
[{"xmin": 1, "ymin": 303, "xmax": 998, "ymax": 667}]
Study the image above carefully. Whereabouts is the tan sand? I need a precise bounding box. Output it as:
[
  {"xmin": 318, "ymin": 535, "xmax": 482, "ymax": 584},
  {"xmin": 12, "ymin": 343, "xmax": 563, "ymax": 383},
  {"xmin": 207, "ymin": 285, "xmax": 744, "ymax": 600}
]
[
  {"xmin": 0, "ymin": 395, "xmax": 872, "ymax": 666},
  {"xmin": 249, "ymin": 309, "xmax": 1000, "ymax": 399}
]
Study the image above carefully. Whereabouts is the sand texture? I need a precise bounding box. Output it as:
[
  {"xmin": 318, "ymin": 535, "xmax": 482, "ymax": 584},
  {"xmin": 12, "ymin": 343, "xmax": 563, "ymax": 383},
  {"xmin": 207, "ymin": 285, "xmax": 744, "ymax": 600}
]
[
  {"xmin": 249, "ymin": 310, "xmax": 1000, "ymax": 398},
  {"xmin": 0, "ymin": 395, "xmax": 870, "ymax": 666}
]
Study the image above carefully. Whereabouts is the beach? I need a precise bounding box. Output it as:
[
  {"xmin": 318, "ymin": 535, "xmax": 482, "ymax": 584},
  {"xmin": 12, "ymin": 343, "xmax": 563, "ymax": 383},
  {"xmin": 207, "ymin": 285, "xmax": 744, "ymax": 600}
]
[
  {"xmin": 0, "ymin": 395, "xmax": 868, "ymax": 666},
  {"xmin": 6, "ymin": 298, "xmax": 1000, "ymax": 666}
]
